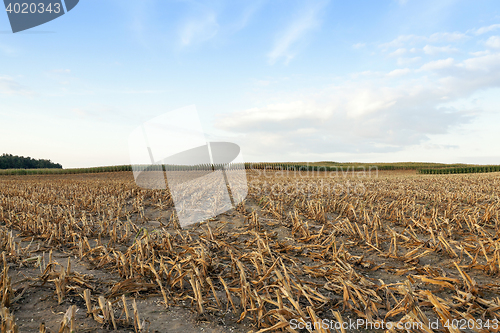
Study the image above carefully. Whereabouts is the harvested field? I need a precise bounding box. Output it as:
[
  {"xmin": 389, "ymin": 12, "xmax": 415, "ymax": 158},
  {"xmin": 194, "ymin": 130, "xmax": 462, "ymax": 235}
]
[{"xmin": 1, "ymin": 170, "xmax": 500, "ymax": 332}]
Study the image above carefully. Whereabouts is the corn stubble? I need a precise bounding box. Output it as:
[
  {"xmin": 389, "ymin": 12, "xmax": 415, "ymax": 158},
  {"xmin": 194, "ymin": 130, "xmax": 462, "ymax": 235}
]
[{"xmin": 0, "ymin": 171, "xmax": 499, "ymax": 332}]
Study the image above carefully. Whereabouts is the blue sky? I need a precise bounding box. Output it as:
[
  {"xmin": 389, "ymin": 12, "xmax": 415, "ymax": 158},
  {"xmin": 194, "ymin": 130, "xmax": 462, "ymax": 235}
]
[{"xmin": 1, "ymin": 0, "xmax": 500, "ymax": 167}]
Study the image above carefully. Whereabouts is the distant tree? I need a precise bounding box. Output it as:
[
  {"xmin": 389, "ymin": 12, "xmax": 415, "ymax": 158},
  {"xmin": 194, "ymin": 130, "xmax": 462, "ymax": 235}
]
[{"xmin": 0, "ymin": 154, "xmax": 63, "ymax": 169}]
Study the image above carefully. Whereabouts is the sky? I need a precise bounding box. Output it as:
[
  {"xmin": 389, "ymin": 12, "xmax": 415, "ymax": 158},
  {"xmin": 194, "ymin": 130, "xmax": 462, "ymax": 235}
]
[{"xmin": 1, "ymin": 0, "xmax": 500, "ymax": 168}]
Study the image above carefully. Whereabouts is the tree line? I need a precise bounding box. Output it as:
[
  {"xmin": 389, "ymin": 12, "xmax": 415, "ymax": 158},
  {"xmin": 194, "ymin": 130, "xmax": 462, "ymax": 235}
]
[{"xmin": 0, "ymin": 154, "xmax": 62, "ymax": 169}]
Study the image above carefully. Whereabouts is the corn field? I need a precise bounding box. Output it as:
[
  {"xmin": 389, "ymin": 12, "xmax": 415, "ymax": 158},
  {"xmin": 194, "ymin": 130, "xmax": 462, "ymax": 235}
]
[
  {"xmin": 0, "ymin": 170, "xmax": 500, "ymax": 332},
  {"xmin": 0, "ymin": 162, "xmax": 477, "ymax": 176},
  {"xmin": 419, "ymin": 166, "xmax": 500, "ymax": 175}
]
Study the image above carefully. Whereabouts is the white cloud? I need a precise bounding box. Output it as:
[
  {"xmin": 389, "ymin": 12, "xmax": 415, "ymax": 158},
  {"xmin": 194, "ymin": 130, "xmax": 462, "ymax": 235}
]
[
  {"xmin": 461, "ymin": 53, "xmax": 500, "ymax": 72},
  {"xmin": 179, "ymin": 11, "xmax": 219, "ymax": 46},
  {"xmin": 351, "ymin": 70, "xmax": 383, "ymax": 78},
  {"xmin": 380, "ymin": 32, "xmax": 466, "ymax": 51},
  {"xmin": 52, "ymin": 69, "xmax": 71, "ymax": 73},
  {"xmin": 296, "ymin": 128, "xmax": 318, "ymax": 135},
  {"xmin": 420, "ymin": 57, "xmax": 455, "ymax": 71},
  {"xmin": 0, "ymin": 43, "xmax": 16, "ymax": 56},
  {"xmin": 423, "ymin": 143, "xmax": 458, "ymax": 150},
  {"xmin": 386, "ymin": 68, "xmax": 411, "ymax": 77},
  {"xmin": 228, "ymin": 1, "xmax": 264, "ymax": 33},
  {"xmin": 216, "ymin": 78, "xmax": 468, "ymax": 156},
  {"xmin": 0, "ymin": 76, "xmax": 33, "ymax": 96},
  {"xmin": 486, "ymin": 36, "xmax": 500, "ymax": 49},
  {"xmin": 470, "ymin": 50, "xmax": 490, "ymax": 57},
  {"xmin": 344, "ymin": 87, "xmax": 398, "ymax": 118},
  {"xmin": 70, "ymin": 104, "xmax": 121, "ymax": 122},
  {"xmin": 217, "ymin": 50, "xmax": 500, "ymax": 156},
  {"xmin": 428, "ymin": 32, "xmax": 467, "ymax": 42},
  {"xmin": 397, "ymin": 56, "xmax": 422, "ymax": 66},
  {"xmin": 474, "ymin": 24, "xmax": 500, "ymax": 35},
  {"xmin": 218, "ymin": 100, "xmax": 330, "ymax": 128},
  {"xmin": 353, "ymin": 42, "xmax": 366, "ymax": 49},
  {"xmin": 116, "ymin": 0, "xmax": 156, "ymax": 46},
  {"xmin": 380, "ymin": 35, "xmax": 423, "ymax": 49},
  {"xmin": 423, "ymin": 45, "xmax": 458, "ymax": 55},
  {"xmin": 256, "ymin": 80, "xmax": 271, "ymax": 86},
  {"xmin": 267, "ymin": 1, "xmax": 328, "ymax": 64},
  {"xmin": 72, "ymin": 108, "xmax": 88, "ymax": 118},
  {"xmin": 389, "ymin": 48, "xmax": 407, "ymax": 57}
]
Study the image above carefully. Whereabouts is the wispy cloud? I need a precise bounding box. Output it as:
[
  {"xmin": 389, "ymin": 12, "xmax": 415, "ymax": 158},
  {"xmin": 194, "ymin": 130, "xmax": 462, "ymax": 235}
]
[
  {"xmin": 115, "ymin": 0, "xmax": 156, "ymax": 46},
  {"xmin": 486, "ymin": 36, "xmax": 500, "ymax": 49},
  {"xmin": 0, "ymin": 76, "xmax": 34, "ymax": 96},
  {"xmin": 380, "ymin": 35, "xmax": 424, "ymax": 49},
  {"xmin": 179, "ymin": 11, "xmax": 219, "ymax": 47},
  {"xmin": 423, "ymin": 44, "xmax": 458, "ymax": 55},
  {"xmin": 267, "ymin": 0, "xmax": 328, "ymax": 65},
  {"xmin": 45, "ymin": 69, "xmax": 74, "ymax": 86},
  {"xmin": 0, "ymin": 43, "xmax": 16, "ymax": 56},
  {"xmin": 71, "ymin": 104, "xmax": 121, "ymax": 122},
  {"xmin": 218, "ymin": 32, "xmax": 500, "ymax": 157},
  {"xmin": 396, "ymin": 56, "xmax": 421, "ymax": 66},
  {"xmin": 419, "ymin": 57, "xmax": 455, "ymax": 71},
  {"xmin": 389, "ymin": 48, "xmax": 408, "ymax": 57},
  {"xmin": 380, "ymin": 32, "xmax": 467, "ymax": 50},
  {"xmin": 177, "ymin": 1, "xmax": 265, "ymax": 48},
  {"xmin": 228, "ymin": 1, "xmax": 265, "ymax": 33},
  {"xmin": 473, "ymin": 24, "xmax": 500, "ymax": 35},
  {"xmin": 428, "ymin": 32, "xmax": 467, "ymax": 42},
  {"xmin": 353, "ymin": 42, "xmax": 366, "ymax": 49},
  {"xmin": 386, "ymin": 68, "xmax": 411, "ymax": 77},
  {"xmin": 51, "ymin": 69, "xmax": 71, "ymax": 73}
]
